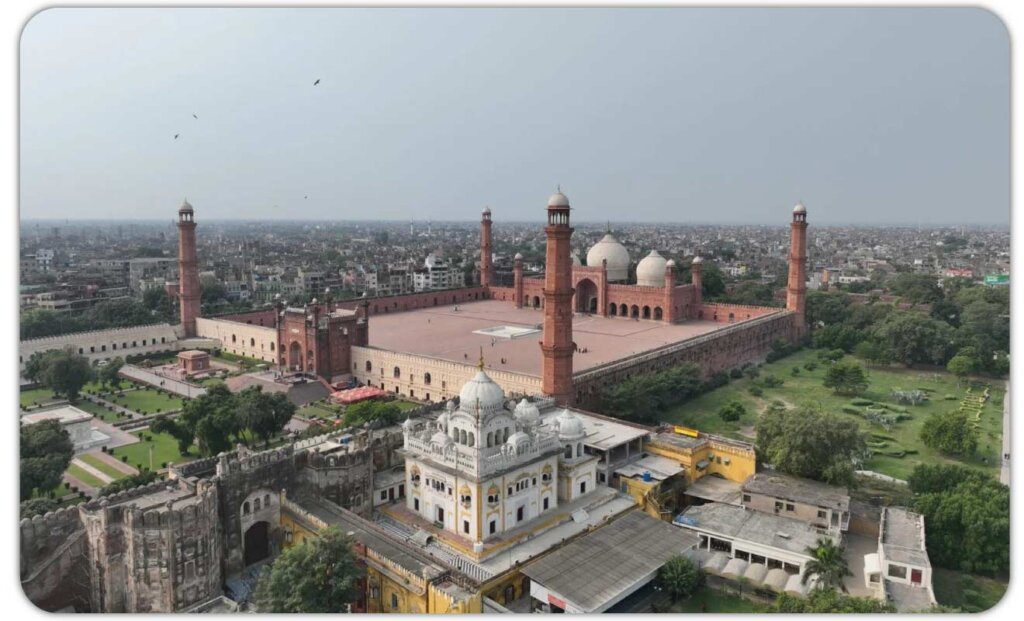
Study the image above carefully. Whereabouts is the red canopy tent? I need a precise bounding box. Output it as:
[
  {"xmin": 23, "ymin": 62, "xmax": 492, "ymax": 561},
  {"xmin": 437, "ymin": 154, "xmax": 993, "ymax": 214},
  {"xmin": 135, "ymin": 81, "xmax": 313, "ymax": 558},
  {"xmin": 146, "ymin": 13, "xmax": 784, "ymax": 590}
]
[{"xmin": 330, "ymin": 385, "xmax": 386, "ymax": 405}]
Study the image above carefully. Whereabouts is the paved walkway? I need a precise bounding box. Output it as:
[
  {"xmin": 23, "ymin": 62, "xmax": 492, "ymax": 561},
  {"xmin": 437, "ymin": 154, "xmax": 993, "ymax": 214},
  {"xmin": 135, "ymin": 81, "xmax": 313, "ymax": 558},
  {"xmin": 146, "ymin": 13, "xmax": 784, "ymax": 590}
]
[
  {"xmin": 1001, "ymin": 382, "xmax": 1010, "ymax": 485},
  {"xmin": 120, "ymin": 364, "xmax": 207, "ymax": 399}
]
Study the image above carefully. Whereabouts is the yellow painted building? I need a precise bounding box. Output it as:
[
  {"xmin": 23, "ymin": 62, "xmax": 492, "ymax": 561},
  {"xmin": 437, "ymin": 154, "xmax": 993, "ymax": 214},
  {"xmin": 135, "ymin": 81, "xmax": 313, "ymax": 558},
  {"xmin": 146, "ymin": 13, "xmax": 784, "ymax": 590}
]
[{"xmin": 644, "ymin": 426, "xmax": 756, "ymax": 484}]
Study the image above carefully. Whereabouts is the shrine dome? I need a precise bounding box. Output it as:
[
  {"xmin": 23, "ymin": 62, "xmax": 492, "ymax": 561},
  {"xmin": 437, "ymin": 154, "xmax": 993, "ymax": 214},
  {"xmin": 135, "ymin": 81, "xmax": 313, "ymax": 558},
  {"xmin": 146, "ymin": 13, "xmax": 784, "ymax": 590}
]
[
  {"xmin": 586, "ymin": 233, "xmax": 630, "ymax": 282},
  {"xmin": 636, "ymin": 250, "xmax": 668, "ymax": 287}
]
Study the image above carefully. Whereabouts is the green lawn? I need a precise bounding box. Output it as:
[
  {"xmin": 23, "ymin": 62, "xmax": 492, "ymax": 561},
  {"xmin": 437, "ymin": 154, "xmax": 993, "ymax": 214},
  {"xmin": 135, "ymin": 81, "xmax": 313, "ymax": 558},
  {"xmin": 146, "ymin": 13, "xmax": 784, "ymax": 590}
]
[
  {"xmin": 393, "ymin": 400, "xmax": 422, "ymax": 412},
  {"xmin": 933, "ymin": 568, "xmax": 1008, "ymax": 612},
  {"xmin": 668, "ymin": 587, "xmax": 768, "ymax": 613},
  {"xmin": 20, "ymin": 388, "xmax": 61, "ymax": 408},
  {"xmin": 111, "ymin": 430, "xmax": 195, "ymax": 471},
  {"xmin": 66, "ymin": 463, "xmax": 106, "ymax": 488},
  {"xmin": 72, "ymin": 399, "xmax": 123, "ymax": 423},
  {"xmin": 298, "ymin": 402, "xmax": 340, "ymax": 420},
  {"xmin": 106, "ymin": 388, "xmax": 184, "ymax": 415},
  {"xmin": 78, "ymin": 454, "xmax": 130, "ymax": 481},
  {"xmin": 662, "ymin": 349, "xmax": 1005, "ymax": 480}
]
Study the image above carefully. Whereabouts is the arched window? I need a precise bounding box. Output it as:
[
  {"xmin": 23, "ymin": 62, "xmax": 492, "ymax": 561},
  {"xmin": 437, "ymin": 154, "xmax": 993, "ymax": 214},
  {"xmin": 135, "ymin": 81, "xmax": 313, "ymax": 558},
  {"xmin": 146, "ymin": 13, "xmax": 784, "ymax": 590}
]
[
  {"xmin": 254, "ymin": 498, "xmax": 261, "ymax": 511},
  {"xmin": 424, "ymin": 372, "xmax": 431, "ymax": 385},
  {"xmin": 393, "ymin": 366, "xmax": 401, "ymax": 378},
  {"xmin": 270, "ymin": 342, "xmax": 275, "ymax": 351},
  {"xmin": 232, "ymin": 334, "xmax": 237, "ymax": 343},
  {"xmin": 577, "ymin": 442, "xmax": 583, "ymax": 457},
  {"xmin": 460, "ymin": 429, "xmax": 467, "ymax": 445},
  {"xmin": 487, "ymin": 432, "xmax": 493, "ymax": 447},
  {"xmin": 564, "ymin": 445, "xmax": 573, "ymax": 459},
  {"xmin": 391, "ymin": 593, "xmax": 399, "ymax": 610},
  {"xmin": 243, "ymin": 501, "xmax": 251, "ymax": 514},
  {"xmin": 468, "ymin": 432, "xmax": 475, "ymax": 447},
  {"xmin": 250, "ymin": 337, "xmax": 255, "ymax": 347},
  {"xmin": 264, "ymin": 494, "xmax": 271, "ymax": 506}
]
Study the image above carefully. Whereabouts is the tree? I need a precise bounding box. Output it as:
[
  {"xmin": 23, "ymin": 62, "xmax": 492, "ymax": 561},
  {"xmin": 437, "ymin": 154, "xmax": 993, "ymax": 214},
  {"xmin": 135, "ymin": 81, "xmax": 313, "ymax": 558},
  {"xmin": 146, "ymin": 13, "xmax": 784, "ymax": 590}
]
[
  {"xmin": 253, "ymin": 526, "xmax": 363, "ymax": 612},
  {"xmin": 946, "ymin": 347, "xmax": 980, "ymax": 385},
  {"xmin": 811, "ymin": 324, "xmax": 864, "ymax": 352},
  {"xmin": 911, "ymin": 466, "xmax": 1008, "ymax": 575},
  {"xmin": 38, "ymin": 347, "xmax": 93, "ymax": 401},
  {"xmin": 21, "ymin": 420, "xmax": 74, "ymax": 500},
  {"xmin": 920, "ymin": 411, "xmax": 978, "ymax": 456},
  {"xmin": 99, "ymin": 356, "xmax": 125, "ymax": 390},
  {"xmin": 772, "ymin": 590, "xmax": 894, "ymax": 613},
  {"xmin": 805, "ymin": 290, "xmax": 852, "ymax": 327},
  {"xmin": 658, "ymin": 555, "xmax": 704, "ymax": 602},
  {"xmin": 888, "ymin": 273, "xmax": 943, "ymax": 305},
  {"xmin": 23, "ymin": 349, "xmax": 59, "ymax": 383},
  {"xmin": 344, "ymin": 400, "xmax": 401, "ymax": 427},
  {"xmin": 237, "ymin": 387, "xmax": 297, "ymax": 447},
  {"xmin": 598, "ymin": 363, "xmax": 704, "ymax": 423},
  {"xmin": 176, "ymin": 383, "xmax": 240, "ymax": 456},
  {"xmin": 718, "ymin": 401, "xmax": 746, "ymax": 422},
  {"xmin": 151, "ymin": 416, "xmax": 195, "ymax": 456},
  {"xmin": 854, "ymin": 339, "xmax": 893, "ymax": 366},
  {"xmin": 700, "ymin": 263, "xmax": 726, "ymax": 298},
  {"xmin": 99, "ymin": 470, "xmax": 159, "ymax": 496},
  {"xmin": 756, "ymin": 406, "xmax": 866, "ymax": 487},
  {"xmin": 20, "ymin": 497, "xmax": 61, "ymax": 519},
  {"xmin": 801, "ymin": 538, "xmax": 853, "ymax": 592},
  {"xmin": 871, "ymin": 311, "xmax": 954, "ymax": 367},
  {"xmin": 822, "ymin": 362, "xmax": 869, "ymax": 396}
]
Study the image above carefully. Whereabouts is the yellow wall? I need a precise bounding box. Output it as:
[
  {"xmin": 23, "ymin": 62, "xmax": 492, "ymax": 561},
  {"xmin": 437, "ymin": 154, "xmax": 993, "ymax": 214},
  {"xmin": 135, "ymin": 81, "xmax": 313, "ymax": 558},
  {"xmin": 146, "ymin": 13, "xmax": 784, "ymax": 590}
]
[{"xmin": 645, "ymin": 436, "xmax": 756, "ymax": 484}]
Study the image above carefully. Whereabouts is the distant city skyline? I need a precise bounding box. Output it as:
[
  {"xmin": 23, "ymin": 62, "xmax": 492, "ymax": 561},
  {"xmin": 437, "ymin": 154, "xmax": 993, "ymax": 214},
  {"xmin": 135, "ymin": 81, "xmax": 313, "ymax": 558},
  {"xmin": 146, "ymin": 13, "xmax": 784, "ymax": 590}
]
[{"xmin": 20, "ymin": 8, "xmax": 1009, "ymax": 225}]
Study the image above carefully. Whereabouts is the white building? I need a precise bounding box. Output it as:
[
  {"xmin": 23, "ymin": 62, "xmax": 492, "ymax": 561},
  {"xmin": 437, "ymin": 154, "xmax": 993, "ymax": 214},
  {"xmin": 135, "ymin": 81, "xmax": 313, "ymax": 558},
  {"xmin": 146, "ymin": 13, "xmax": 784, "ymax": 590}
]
[
  {"xmin": 864, "ymin": 507, "xmax": 937, "ymax": 611},
  {"xmin": 400, "ymin": 369, "xmax": 597, "ymax": 548}
]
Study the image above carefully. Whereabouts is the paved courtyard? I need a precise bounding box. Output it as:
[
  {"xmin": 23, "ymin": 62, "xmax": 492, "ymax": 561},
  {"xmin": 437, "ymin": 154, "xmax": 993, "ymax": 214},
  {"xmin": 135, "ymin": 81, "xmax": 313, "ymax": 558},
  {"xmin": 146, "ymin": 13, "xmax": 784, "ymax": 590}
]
[{"xmin": 368, "ymin": 300, "xmax": 741, "ymax": 377}]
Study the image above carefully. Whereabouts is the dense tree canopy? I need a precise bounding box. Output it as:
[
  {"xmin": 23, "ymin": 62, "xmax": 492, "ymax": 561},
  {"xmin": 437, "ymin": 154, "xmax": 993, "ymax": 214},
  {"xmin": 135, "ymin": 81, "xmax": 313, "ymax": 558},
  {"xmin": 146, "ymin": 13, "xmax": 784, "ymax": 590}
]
[
  {"xmin": 254, "ymin": 526, "xmax": 363, "ymax": 612},
  {"xmin": 598, "ymin": 363, "xmax": 704, "ymax": 423},
  {"xmin": 756, "ymin": 405, "xmax": 866, "ymax": 487},
  {"xmin": 32, "ymin": 347, "xmax": 94, "ymax": 401},
  {"xmin": 344, "ymin": 400, "xmax": 401, "ymax": 427},
  {"xmin": 919, "ymin": 410, "xmax": 978, "ymax": 456},
  {"xmin": 888, "ymin": 273, "xmax": 944, "ymax": 305},
  {"xmin": 21, "ymin": 419, "xmax": 74, "ymax": 500},
  {"xmin": 822, "ymin": 362, "xmax": 869, "ymax": 395},
  {"xmin": 98, "ymin": 356, "xmax": 125, "ymax": 389},
  {"xmin": 772, "ymin": 590, "xmax": 895, "ymax": 613},
  {"xmin": 658, "ymin": 555, "xmax": 705, "ymax": 602},
  {"xmin": 21, "ymin": 298, "xmax": 169, "ymax": 339},
  {"xmin": 870, "ymin": 311, "xmax": 954, "ymax": 367},
  {"xmin": 908, "ymin": 464, "xmax": 1009, "ymax": 576}
]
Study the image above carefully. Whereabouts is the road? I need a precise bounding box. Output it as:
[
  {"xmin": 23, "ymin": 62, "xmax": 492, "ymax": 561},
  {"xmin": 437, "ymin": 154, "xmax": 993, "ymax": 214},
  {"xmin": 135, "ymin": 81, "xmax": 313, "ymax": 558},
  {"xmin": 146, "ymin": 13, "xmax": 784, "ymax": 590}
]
[{"xmin": 1001, "ymin": 382, "xmax": 1010, "ymax": 485}]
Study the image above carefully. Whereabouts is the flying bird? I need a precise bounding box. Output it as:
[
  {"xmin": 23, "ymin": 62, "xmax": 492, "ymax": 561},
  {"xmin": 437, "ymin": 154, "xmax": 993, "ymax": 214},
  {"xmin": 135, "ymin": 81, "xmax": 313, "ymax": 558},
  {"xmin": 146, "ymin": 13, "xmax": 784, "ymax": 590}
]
[
  {"xmin": 304, "ymin": 195, "xmax": 308, "ymax": 199},
  {"xmin": 174, "ymin": 134, "xmax": 180, "ymax": 139},
  {"xmin": 192, "ymin": 113, "xmax": 198, "ymax": 119},
  {"xmin": 313, "ymin": 79, "xmax": 320, "ymax": 86}
]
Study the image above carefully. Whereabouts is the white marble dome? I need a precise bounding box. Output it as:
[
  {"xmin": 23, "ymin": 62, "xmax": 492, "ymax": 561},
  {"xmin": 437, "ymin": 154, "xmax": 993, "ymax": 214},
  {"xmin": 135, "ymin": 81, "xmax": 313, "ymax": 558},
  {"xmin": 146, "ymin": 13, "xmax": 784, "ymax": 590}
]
[
  {"xmin": 179, "ymin": 199, "xmax": 194, "ymax": 214},
  {"xmin": 587, "ymin": 233, "xmax": 631, "ymax": 282},
  {"xmin": 431, "ymin": 430, "xmax": 452, "ymax": 447},
  {"xmin": 514, "ymin": 398, "xmax": 541, "ymax": 428},
  {"xmin": 548, "ymin": 191, "xmax": 570, "ymax": 207},
  {"xmin": 556, "ymin": 409, "xmax": 586, "ymax": 440},
  {"xmin": 514, "ymin": 252, "xmax": 523, "ymax": 261},
  {"xmin": 506, "ymin": 431, "xmax": 531, "ymax": 449},
  {"xmin": 459, "ymin": 370, "xmax": 506, "ymax": 415},
  {"xmin": 636, "ymin": 250, "xmax": 668, "ymax": 287},
  {"xmin": 692, "ymin": 256, "xmax": 703, "ymax": 265},
  {"xmin": 793, "ymin": 202, "xmax": 807, "ymax": 214}
]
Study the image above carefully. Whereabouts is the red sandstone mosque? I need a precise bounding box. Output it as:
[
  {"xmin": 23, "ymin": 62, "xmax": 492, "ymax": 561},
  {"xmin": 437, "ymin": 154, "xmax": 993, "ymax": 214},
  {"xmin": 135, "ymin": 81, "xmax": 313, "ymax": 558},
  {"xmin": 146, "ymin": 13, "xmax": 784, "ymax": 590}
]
[{"xmin": 170, "ymin": 189, "xmax": 809, "ymax": 407}]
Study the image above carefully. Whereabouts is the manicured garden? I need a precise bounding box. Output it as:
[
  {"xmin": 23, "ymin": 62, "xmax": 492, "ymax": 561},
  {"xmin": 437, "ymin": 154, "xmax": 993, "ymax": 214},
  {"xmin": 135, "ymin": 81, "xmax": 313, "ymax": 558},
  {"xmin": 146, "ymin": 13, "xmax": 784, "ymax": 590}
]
[
  {"xmin": 66, "ymin": 463, "xmax": 106, "ymax": 488},
  {"xmin": 19, "ymin": 388, "xmax": 62, "ymax": 408},
  {"xmin": 663, "ymin": 349, "xmax": 1004, "ymax": 480},
  {"xmin": 78, "ymin": 454, "xmax": 130, "ymax": 481},
  {"xmin": 71, "ymin": 399, "xmax": 123, "ymax": 423},
  {"xmin": 298, "ymin": 402, "xmax": 341, "ymax": 420},
  {"xmin": 111, "ymin": 430, "xmax": 196, "ymax": 471}
]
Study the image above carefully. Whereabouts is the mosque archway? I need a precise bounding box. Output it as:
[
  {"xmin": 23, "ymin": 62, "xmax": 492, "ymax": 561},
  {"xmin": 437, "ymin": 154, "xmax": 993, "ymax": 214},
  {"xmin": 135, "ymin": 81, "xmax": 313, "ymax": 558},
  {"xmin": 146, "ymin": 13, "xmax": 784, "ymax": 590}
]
[
  {"xmin": 288, "ymin": 342, "xmax": 302, "ymax": 370},
  {"xmin": 630, "ymin": 305, "xmax": 640, "ymax": 319},
  {"xmin": 609, "ymin": 303, "xmax": 618, "ymax": 316},
  {"xmin": 619, "ymin": 303, "xmax": 628, "ymax": 317},
  {"xmin": 642, "ymin": 306, "xmax": 651, "ymax": 319},
  {"xmin": 243, "ymin": 521, "xmax": 270, "ymax": 566},
  {"xmin": 575, "ymin": 279, "xmax": 598, "ymax": 313},
  {"xmin": 654, "ymin": 307, "xmax": 663, "ymax": 321},
  {"xmin": 532, "ymin": 296, "xmax": 541, "ymax": 309}
]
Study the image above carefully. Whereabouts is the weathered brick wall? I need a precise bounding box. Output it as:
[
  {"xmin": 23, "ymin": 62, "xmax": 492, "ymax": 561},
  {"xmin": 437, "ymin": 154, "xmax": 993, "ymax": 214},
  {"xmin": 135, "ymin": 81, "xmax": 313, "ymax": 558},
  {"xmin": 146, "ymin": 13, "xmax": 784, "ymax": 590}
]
[{"xmin": 20, "ymin": 505, "xmax": 89, "ymax": 611}]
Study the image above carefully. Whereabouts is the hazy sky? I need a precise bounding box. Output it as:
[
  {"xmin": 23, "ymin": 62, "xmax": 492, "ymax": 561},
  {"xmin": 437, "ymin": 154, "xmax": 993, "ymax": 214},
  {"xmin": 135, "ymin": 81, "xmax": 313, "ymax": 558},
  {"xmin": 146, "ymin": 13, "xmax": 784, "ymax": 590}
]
[{"xmin": 20, "ymin": 7, "xmax": 1009, "ymax": 225}]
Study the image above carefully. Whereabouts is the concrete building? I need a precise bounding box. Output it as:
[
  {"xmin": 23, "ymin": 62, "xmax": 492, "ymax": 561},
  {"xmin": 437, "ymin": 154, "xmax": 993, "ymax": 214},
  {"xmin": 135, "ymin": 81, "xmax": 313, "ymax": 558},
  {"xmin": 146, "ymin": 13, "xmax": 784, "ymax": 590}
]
[
  {"xmin": 21, "ymin": 405, "xmax": 96, "ymax": 452},
  {"xmin": 740, "ymin": 471, "xmax": 851, "ymax": 534},
  {"xmin": 864, "ymin": 507, "xmax": 937, "ymax": 612}
]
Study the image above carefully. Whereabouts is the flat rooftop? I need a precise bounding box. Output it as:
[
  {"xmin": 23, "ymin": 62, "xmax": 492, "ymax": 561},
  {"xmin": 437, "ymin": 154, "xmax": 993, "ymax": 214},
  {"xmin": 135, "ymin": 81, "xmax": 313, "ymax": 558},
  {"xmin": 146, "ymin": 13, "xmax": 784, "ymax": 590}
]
[
  {"xmin": 677, "ymin": 503, "xmax": 838, "ymax": 557},
  {"xmin": 521, "ymin": 509, "xmax": 701, "ymax": 613},
  {"xmin": 743, "ymin": 471, "xmax": 850, "ymax": 511},
  {"xmin": 366, "ymin": 300, "xmax": 732, "ymax": 377},
  {"xmin": 537, "ymin": 406, "xmax": 650, "ymax": 451},
  {"xmin": 881, "ymin": 507, "xmax": 930, "ymax": 567},
  {"xmin": 21, "ymin": 404, "xmax": 92, "ymax": 426}
]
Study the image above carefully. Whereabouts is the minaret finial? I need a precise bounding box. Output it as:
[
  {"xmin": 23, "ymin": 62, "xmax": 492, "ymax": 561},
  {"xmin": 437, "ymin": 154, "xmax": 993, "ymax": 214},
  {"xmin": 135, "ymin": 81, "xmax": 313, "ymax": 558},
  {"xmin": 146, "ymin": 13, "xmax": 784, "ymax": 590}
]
[
  {"xmin": 478, "ymin": 347, "xmax": 485, "ymax": 370},
  {"xmin": 606, "ymin": 220, "xmax": 611, "ymax": 234},
  {"xmin": 557, "ymin": 184, "xmax": 561, "ymax": 193}
]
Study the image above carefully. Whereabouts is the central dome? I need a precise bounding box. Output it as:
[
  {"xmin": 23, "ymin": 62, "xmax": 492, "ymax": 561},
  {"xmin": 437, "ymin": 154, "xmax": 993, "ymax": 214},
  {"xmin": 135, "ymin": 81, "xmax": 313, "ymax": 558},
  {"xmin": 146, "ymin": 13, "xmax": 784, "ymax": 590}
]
[
  {"xmin": 459, "ymin": 370, "xmax": 506, "ymax": 414},
  {"xmin": 587, "ymin": 233, "xmax": 630, "ymax": 282},
  {"xmin": 636, "ymin": 250, "xmax": 668, "ymax": 287},
  {"xmin": 548, "ymin": 191, "xmax": 570, "ymax": 207}
]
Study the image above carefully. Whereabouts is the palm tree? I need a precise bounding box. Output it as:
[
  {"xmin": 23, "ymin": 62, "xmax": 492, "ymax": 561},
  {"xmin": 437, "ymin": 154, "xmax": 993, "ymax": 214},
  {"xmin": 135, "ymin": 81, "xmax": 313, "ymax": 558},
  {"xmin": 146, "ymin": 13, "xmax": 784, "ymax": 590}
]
[{"xmin": 801, "ymin": 538, "xmax": 853, "ymax": 593}]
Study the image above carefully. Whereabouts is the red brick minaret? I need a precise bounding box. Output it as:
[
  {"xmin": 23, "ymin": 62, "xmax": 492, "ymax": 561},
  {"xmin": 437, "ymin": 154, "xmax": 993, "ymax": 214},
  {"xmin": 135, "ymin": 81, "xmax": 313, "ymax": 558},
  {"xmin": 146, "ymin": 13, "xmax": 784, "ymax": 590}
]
[
  {"xmin": 513, "ymin": 252, "xmax": 524, "ymax": 308},
  {"xmin": 540, "ymin": 189, "xmax": 574, "ymax": 405},
  {"xmin": 691, "ymin": 256, "xmax": 703, "ymax": 309},
  {"xmin": 176, "ymin": 199, "xmax": 201, "ymax": 337},
  {"xmin": 480, "ymin": 207, "xmax": 493, "ymax": 288},
  {"xmin": 786, "ymin": 202, "xmax": 809, "ymax": 322}
]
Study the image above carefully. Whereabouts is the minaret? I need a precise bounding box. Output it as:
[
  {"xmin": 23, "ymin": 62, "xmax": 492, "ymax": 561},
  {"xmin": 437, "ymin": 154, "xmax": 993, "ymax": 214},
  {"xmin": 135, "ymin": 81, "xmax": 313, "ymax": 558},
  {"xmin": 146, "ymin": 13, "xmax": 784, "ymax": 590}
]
[
  {"xmin": 540, "ymin": 189, "xmax": 574, "ymax": 405},
  {"xmin": 176, "ymin": 199, "xmax": 201, "ymax": 337},
  {"xmin": 480, "ymin": 207, "xmax": 493, "ymax": 288},
  {"xmin": 664, "ymin": 259, "xmax": 676, "ymax": 323},
  {"xmin": 691, "ymin": 256, "xmax": 703, "ymax": 310},
  {"xmin": 513, "ymin": 252, "xmax": 524, "ymax": 308},
  {"xmin": 787, "ymin": 202, "xmax": 809, "ymax": 322}
]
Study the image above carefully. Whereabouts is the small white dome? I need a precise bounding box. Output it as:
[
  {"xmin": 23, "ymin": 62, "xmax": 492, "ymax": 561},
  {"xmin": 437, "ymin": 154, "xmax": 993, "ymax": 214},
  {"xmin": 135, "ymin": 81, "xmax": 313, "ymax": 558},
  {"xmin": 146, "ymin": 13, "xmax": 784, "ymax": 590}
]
[
  {"xmin": 514, "ymin": 398, "xmax": 541, "ymax": 427},
  {"xmin": 514, "ymin": 252, "xmax": 523, "ymax": 261},
  {"xmin": 548, "ymin": 191, "xmax": 570, "ymax": 207},
  {"xmin": 482, "ymin": 206, "xmax": 491, "ymax": 215},
  {"xmin": 793, "ymin": 202, "xmax": 807, "ymax": 214},
  {"xmin": 506, "ymin": 431, "xmax": 531, "ymax": 448},
  {"xmin": 179, "ymin": 199, "xmax": 194, "ymax": 214},
  {"xmin": 431, "ymin": 430, "xmax": 452, "ymax": 446},
  {"xmin": 402, "ymin": 418, "xmax": 415, "ymax": 430},
  {"xmin": 458, "ymin": 370, "xmax": 506, "ymax": 414},
  {"xmin": 666, "ymin": 259, "xmax": 676, "ymax": 268},
  {"xmin": 586, "ymin": 233, "xmax": 631, "ymax": 281},
  {"xmin": 556, "ymin": 409, "xmax": 586, "ymax": 440},
  {"xmin": 636, "ymin": 250, "xmax": 668, "ymax": 287},
  {"xmin": 692, "ymin": 256, "xmax": 703, "ymax": 265}
]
